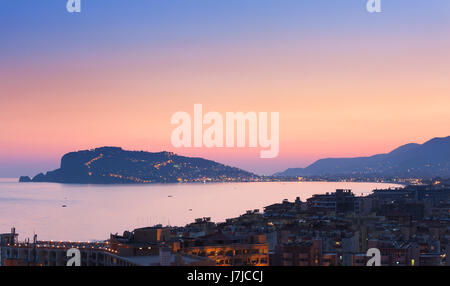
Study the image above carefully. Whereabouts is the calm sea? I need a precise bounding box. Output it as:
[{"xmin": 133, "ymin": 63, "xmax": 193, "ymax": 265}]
[{"xmin": 0, "ymin": 179, "xmax": 402, "ymax": 241}]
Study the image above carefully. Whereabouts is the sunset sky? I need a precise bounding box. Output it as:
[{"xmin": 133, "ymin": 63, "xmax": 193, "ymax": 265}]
[{"xmin": 1, "ymin": 0, "xmax": 449, "ymax": 176}]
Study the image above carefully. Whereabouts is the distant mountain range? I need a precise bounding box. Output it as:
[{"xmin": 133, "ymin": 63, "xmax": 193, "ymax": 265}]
[
  {"xmin": 18, "ymin": 136, "xmax": 450, "ymax": 184},
  {"xmin": 275, "ymin": 136, "xmax": 450, "ymax": 179},
  {"xmin": 19, "ymin": 147, "xmax": 259, "ymax": 184}
]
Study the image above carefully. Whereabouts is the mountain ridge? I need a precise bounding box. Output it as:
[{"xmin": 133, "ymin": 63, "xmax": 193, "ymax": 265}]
[
  {"xmin": 20, "ymin": 147, "xmax": 259, "ymax": 184},
  {"xmin": 275, "ymin": 136, "xmax": 450, "ymax": 178}
]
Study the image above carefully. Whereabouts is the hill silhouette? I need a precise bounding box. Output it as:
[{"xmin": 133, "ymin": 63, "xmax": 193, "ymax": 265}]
[
  {"xmin": 275, "ymin": 136, "xmax": 450, "ymax": 179},
  {"xmin": 20, "ymin": 147, "xmax": 259, "ymax": 184}
]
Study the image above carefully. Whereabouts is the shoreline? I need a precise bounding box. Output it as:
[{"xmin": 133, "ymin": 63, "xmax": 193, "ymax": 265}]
[{"xmin": 9, "ymin": 177, "xmax": 409, "ymax": 187}]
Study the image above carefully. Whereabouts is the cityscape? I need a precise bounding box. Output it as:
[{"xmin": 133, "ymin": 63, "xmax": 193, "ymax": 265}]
[
  {"xmin": 1, "ymin": 1, "xmax": 449, "ymax": 279},
  {"xmin": 2, "ymin": 179, "xmax": 449, "ymax": 266}
]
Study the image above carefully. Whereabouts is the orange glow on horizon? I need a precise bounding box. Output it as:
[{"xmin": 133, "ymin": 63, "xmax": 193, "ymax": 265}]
[{"xmin": 1, "ymin": 33, "xmax": 449, "ymax": 174}]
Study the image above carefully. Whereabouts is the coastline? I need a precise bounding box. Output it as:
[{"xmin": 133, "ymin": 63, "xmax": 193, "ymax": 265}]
[{"xmin": 12, "ymin": 176, "xmax": 410, "ymax": 187}]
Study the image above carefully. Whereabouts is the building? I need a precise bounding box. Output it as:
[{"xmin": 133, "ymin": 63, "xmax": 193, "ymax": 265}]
[
  {"xmin": 181, "ymin": 232, "xmax": 269, "ymax": 266},
  {"xmin": 0, "ymin": 227, "xmax": 214, "ymax": 266},
  {"xmin": 307, "ymin": 189, "xmax": 358, "ymax": 214},
  {"xmin": 275, "ymin": 239, "xmax": 322, "ymax": 266}
]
